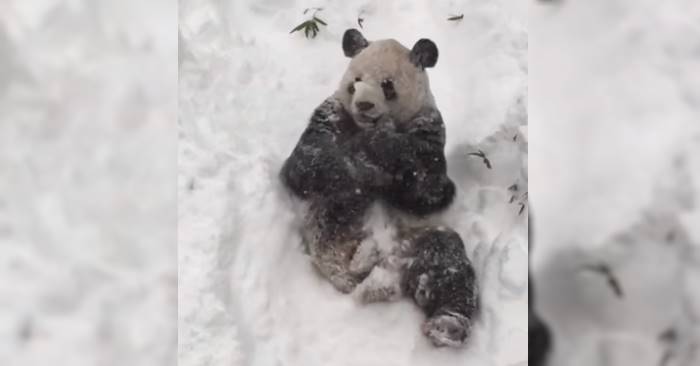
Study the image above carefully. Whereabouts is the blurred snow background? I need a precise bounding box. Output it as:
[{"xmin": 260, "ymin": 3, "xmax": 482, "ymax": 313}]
[
  {"xmin": 530, "ymin": 0, "xmax": 700, "ymax": 365},
  {"xmin": 0, "ymin": 1, "xmax": 177, "ymax": 365},
  {"xmin": 179, "ymin": 0, "xmax": 527, "ymax": 365}
]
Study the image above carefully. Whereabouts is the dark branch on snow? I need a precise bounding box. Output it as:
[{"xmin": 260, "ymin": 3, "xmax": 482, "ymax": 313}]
[
  {"xmin": 581, "ymin": 263, "xmax": 624, "ymax": 298},
  {"xmin": 468, "ymin": 150, "xmax": 492, "ymax": 169}
]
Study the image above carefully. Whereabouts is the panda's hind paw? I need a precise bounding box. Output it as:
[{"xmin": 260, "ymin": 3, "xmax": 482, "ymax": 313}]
[
  {"xmin": 329, "ymin": 274, "xmax": 358, "ymax": 294},
  {"xmin": 422, "ymin": 312, "xmax": 471, "ymax": 348},
  {"xmin": 352, "ymin": 266, "xmax": 402, "ymax": 304},
  {"xmin": 348, "ymin": 237, "xmax": 381, "ymax": 276}
]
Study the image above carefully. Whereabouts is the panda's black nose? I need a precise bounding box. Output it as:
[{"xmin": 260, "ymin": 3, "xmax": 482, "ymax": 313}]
[{"xmin": 356, "ymin": 101, "xmax": 375, "ymax": 111}]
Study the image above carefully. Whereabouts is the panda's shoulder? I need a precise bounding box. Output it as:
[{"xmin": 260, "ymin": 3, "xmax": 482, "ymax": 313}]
[
  {"xmin": 401, "ymin": 107, "xmax": 445, "ymax": 136},
  {"xmin": 413, "ymin": 107, "xmax": 443, "ymax": 125}
]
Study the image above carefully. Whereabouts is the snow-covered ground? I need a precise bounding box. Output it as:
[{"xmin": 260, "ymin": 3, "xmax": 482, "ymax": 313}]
[
  {"xmin": 179, "ymin": 0, "xmax": 527, "ymax": 365},
  {"xmin": 530, "ymin": 0, "xmax": 700, "ymax": 365},
  {"xmin": 0, "ymin": 1, "xmax": 177, "ymax": 365}
]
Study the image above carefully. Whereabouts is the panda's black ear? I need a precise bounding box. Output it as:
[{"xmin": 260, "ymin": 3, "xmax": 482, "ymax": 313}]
[
  {"xmin": 410, "ymin": 39, "xmax": 438, "ymax": 69},
  {"xmin": 343, "ymin": 29, "xmax": 369, "ymax": 58}
]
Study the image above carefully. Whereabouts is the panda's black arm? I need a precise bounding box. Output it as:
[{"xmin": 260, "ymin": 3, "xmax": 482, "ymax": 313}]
[
  {"xmin": 280, "ymin": 98, "xmax": 356, "ymax": 198},
  {"xmin": 395, "ymin": 108, "xmax": 456, "ymax": 215},
  {"xmin": 346, "ymin": 108, "xmax": 456, "ymax": 215},
  {"xmin": 294, "ymin": 97, "xmax": 348, "ymax": 143},
  {"xmin": 346, "ymin": 107, "xmax": 446, "ymax": 170},
  {"xmin": 401, "ymin": 107, "xmax": 447, "ymax": 149}
]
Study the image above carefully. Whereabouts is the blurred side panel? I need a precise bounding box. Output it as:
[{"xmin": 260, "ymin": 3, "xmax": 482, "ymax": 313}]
[
  {"xmin": 531, "ymin": 0, "xmax": 700, "ymax": 365},
  {"xmin": 0, "ymin": 1, "xmax": 177, "ymax": 365}
]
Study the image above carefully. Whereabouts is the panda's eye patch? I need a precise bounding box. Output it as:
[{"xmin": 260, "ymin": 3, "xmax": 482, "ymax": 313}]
[
  {"xmin": 348, "ymin": 77, "xmax": 361, "ymax": 94},
  {"xmin": 381, "ymin": 79, "xmax": 397, "ymax": 100}
]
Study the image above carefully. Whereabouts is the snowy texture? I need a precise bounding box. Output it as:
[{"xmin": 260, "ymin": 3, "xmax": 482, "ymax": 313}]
[
  {"xmin": 179, "ymin": 0, "xmax": 527, "ymax": 365},
  {"xmin": 530, "ymin": 0, "xmax": 700, "ymax": 365},
  {"xmin": 0, "ymin": 1, "xmax": 177, "ymax": 365}
]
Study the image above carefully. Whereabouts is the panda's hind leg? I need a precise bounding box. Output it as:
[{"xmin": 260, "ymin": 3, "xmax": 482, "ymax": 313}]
[
  {"xmin": 309, "ymin": 237, "xmax": 363, "ymax": 294},
  {"xmin": 304, "ymin": 188, "xmax": 374, "ymax": 294},
  {"xmin": 401, "ymin": 226, "xmax": 479, "ymax": 347}
]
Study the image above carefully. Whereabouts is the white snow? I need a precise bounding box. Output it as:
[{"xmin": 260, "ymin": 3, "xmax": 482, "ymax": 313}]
[{"xmin": 179, "ymin": 0, "xmax": 527, "ymax": 365}]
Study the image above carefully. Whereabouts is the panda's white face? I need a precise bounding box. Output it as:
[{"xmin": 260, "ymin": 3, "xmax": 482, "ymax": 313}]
[{"xmin": 334, "ymin": 39, "xmax": 436, "ymax": 129}]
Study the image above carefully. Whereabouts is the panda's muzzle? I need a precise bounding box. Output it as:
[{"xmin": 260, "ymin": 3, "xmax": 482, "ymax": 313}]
[
  {"xmin": 356, "ymin": 112, "xmax": 383, "ymax": 127},
  {"xmin": 352, "ymin": 81, "xmax": 385, "ymax": 126},
  {"xmin": 355, "ymin": 101, "xmax": 375, "ymax": 112}
]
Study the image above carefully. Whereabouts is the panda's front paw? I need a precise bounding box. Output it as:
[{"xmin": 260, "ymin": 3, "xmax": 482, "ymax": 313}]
[
  {"xmin": 320, "ymin": 97, "xmax": 346, "ymax": 115},
  {"xmin": 422, "ymin": 312, "xmax": 472, "ymax": 348},
  {"xmin": 375, "ymin": 115, "xmax": 397, "ymax": 131},
  {"xmin": 312, "ymin": 97, "xmax": 350, "ymax": 130}
]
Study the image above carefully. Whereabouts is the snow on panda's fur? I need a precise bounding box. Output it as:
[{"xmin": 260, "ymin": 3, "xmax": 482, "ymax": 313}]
[{"xmin": 280, "ymin": 29, "xmax": 479, "ymax": 347}]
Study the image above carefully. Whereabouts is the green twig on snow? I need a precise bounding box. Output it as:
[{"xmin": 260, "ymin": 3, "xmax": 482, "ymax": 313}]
[{"xmin": 290, "ymin": 8, "xmax": 327, "ymax": 39}]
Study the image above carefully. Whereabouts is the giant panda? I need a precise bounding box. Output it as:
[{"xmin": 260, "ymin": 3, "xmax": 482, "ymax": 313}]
[{"xmin": 280, "ymin": 29, "xmax": 479, "ymax": 347}]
